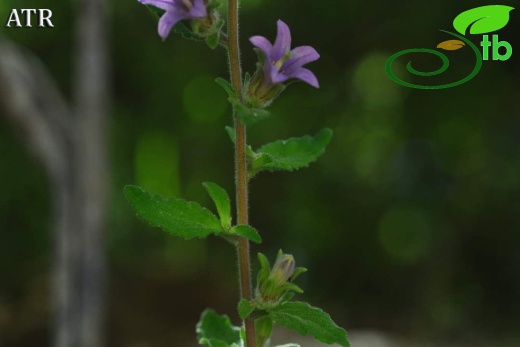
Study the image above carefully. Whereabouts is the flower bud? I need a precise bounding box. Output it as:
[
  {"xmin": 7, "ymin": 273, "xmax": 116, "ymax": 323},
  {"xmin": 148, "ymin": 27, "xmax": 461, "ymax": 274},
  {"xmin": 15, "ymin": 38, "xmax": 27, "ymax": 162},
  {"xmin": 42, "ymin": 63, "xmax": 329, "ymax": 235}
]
[
  {"xmin": 270, "ymin": 254, "xmax": 295, "ymax": 286},
  {"xmin": 257, "ymin": 252, "xmax": 298, "ymax": 303}
]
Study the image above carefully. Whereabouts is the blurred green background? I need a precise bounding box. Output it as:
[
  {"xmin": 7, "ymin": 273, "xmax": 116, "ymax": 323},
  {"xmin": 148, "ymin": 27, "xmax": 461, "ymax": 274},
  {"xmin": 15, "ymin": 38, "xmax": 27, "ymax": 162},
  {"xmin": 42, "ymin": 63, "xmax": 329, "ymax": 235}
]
[{"xmin": 1, "ymin": 0, "xmax": 520, "ymax": 346}]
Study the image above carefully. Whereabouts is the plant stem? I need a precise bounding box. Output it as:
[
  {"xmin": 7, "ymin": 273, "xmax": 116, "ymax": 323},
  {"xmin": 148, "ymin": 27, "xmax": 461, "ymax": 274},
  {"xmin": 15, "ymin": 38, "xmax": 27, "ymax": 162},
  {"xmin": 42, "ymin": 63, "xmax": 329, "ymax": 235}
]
[{"xmin": 227, "ymin": 0, "xmax": 256, "ymax": 346}]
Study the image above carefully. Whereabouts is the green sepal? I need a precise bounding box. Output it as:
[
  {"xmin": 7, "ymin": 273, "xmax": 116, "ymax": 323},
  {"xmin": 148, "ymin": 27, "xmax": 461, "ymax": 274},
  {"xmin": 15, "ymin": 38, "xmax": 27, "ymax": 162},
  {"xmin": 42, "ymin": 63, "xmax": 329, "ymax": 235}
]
[
  {"xmin": 144, "ymin": 4, "xmax": 165, "ymax": 17},
  {"xmin": 229, "ymin": 225, "xmax": 262, "ymax": 244},
  {"xmin": 243, "ymin": 72, "xmax": 251, "ymax": 88},
  {"xmin": 290, "ymin": 267, "xmax": 308, "ymax": 281},
  {"xmin": 257, "ymin": 252, "xmax": 271, "ymax": 288},
  {"xmin": 233, "ymin": 102, "xmax": 271, "ymax": 126},
  {"xmin": 238, "ymin": 299, "xmax": 255, "ymax": 320},
  {"xmin": 267, "ymin": 301, "xmax": 350, "ymax": 347},
  {"xmin": 173, "ymin": 21, "xmax": 204, "ymax": 41},
  {"xmin": 202, "ymin": 182, "xmax": 232, "ymax": 231},
  {"xmin": 124, "ymin": 185, "xmax": 223, "ymax": 239},
  {"xmin": 207, "ymin": 0, "xmax": 222, "ymax": 11},
  {"xmin": 251, "ymin": 129, "xmax": 333, "ymax": 175},
  {"xmin": 206, "ymin": 32, "xmax": 220, "ymax": 49},
  {"xmin": 277, "ymin": 283, "xmax": 304, "ymax": 294},
  {"xmin": 196, "ymin": 309, "xmax": 242, "ymax": 346},
  {"xmin": 279, "ymin": 292, "xmax": 295, "ymax": 303}
]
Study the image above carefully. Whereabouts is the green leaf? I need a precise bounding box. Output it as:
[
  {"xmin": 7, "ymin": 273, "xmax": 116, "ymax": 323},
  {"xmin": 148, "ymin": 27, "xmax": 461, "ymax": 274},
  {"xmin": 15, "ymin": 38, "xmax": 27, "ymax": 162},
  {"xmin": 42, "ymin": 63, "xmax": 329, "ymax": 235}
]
[
  {"xmin": 216, "ymin": 79, "xmax": 237, "ymax": 102},
  {"xmin": 274, "ymin": 344, "xmax": 300, "ymax": 347},
  {"xmin": 233, "ymin": 102, "xmax": 271, "ymax": 126},
  {"xmin": 124, "ymin": 185, "xmax": 222, "ymax": 239},
  {"xmin": 203, "ymin": 182, "xmax": 232, "ymax": 231},
  {"xmin": 197, "ymin": 309, "xmax": 241, "ymax": 346},
  {"xmin": 229, "ymin": 225, "xmax": 262, "ymax": 244},
  {"xmin": 253, "ymin": 129, "xmax": 333, "ymax": 174},
  {"xmin": 453, "ymin": 5, "xmax": 515, "ymax": 35},
  {"xmin": 238, "ymin": 299, "xmax": 255, "ymax": 319},
  {"xmin": 268, "ymin": 301, "xmax": 350, "ymax": 347}
]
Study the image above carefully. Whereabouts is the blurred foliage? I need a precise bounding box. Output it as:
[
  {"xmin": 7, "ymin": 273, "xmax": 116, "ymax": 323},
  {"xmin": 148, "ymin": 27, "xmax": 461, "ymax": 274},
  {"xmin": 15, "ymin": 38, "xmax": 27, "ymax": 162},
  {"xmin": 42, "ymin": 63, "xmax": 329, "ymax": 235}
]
[{"xmin": 1, "ymin": 0, "xmax": 520, "ymax": 346}]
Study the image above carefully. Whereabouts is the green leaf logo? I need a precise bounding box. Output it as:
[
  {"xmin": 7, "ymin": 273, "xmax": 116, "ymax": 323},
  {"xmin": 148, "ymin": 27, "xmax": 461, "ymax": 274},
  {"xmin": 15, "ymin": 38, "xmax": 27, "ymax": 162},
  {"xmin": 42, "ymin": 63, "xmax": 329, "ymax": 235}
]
[{"xmin": 453, "ymin": 5, "xmax": 515, "ymax": 35}]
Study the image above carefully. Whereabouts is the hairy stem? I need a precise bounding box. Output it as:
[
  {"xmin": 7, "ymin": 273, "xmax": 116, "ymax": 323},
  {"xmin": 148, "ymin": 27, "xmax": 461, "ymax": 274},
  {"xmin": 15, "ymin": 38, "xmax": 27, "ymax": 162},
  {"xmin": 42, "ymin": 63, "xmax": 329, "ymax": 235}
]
[{"xmin": 227, "ymin": 0, "xmax": 256, "ymax": 346}]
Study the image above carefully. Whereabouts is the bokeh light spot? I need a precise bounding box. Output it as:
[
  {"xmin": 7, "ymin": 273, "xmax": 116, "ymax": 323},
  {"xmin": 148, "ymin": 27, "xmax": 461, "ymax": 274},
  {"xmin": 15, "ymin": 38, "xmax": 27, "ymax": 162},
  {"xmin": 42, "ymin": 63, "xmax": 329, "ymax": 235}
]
[
  {"xmin": 135, "ymin": 130, "xmax": 180, "ymax": 196},
  {"xmin": 353, "ymin": 53, "xmax": 405, "ymax": 109},
  {"xmin": 183, "ymin": 74, "xmax": 228, "ymax": 123},
  {"xmin": 378, "ymin": 207, "xmax": 433, "ymax": 263}
]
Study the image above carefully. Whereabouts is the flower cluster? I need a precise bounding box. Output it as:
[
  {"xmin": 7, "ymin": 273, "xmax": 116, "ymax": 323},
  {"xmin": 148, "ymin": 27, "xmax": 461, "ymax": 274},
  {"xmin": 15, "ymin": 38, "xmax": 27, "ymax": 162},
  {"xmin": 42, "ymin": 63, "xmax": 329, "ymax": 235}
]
[{"xmin": 138, "ymin": 1, "xmax": 319, "ymax": 106}]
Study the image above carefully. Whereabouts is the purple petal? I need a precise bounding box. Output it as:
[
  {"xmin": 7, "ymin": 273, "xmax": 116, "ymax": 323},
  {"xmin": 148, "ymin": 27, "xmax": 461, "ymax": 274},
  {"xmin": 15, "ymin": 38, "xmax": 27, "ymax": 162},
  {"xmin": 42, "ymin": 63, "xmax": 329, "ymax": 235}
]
[
  {"xmin": 269, "ymin": 68, "xmax": 290, "ymax": 85},
  {"xmin": 139, "ymin": 0, "xmax": 175, "ymax": 11},
  {"xmin": 158, "ymin": 10, "xmax": 189, "ymax": 40},
  {"xmin": 272, "ymin": 20, "xmax": 292, "ymax": 61},
  {"xmin": 282, "ymin": 46, "xmax": 320, "ymax": 74},
  {"xmin": 291, "ymin": 67, "xmax": 319, "ymax": 88},
  {"xmin": 189, "ymin": 0, "xmax": 207, "ymax": 17},
  {"xmin": 250, "ymin": 36, "xmax": 274, "ymax": 57}
]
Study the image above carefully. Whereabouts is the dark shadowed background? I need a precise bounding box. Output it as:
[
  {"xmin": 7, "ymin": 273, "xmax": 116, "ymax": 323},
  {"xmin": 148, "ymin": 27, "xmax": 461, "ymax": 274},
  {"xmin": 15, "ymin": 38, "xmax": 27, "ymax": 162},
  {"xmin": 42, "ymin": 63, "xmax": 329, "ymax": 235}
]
[{"xmin": 1, "ymin": 0, "xmax": 520, "ymax": 346}]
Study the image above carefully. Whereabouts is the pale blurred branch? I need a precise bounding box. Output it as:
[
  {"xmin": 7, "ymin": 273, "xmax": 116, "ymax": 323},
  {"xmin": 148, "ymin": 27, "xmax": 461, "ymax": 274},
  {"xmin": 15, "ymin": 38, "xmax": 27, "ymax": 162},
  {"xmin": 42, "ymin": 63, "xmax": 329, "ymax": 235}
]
[{"xmin": 0, "ymin": 0, "xmax": 109, "ymax": 346}]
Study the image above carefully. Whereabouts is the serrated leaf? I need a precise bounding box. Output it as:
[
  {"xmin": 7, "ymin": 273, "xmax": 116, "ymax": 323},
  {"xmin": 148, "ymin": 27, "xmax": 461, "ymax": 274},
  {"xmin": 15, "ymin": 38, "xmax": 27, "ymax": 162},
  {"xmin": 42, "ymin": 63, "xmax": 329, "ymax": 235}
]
[
  {"xmin": 268, "ymin": 301, "xmax": 350, "ymax": 347},
  {"xmin": 124, "ymin": 185, "xmax": 222, "ymax": 239},
  {"xmin": 203, "ymin": 182, "xmax": 232, "ymax": 230},
  {"xmin": 453, "ymin": 5, "xmax": 515, "ymax": 35},
  {"xmin": 234, "ymin": 102, "xmax": 271, "ymax": 125},
  {"xmin": 238, "ymin": 299, "xmax": 255, "ymax": 319},
  {"xmin": 197, "ymin": 309, "xmax": 241, "ymax": 346},
  {"xmin": 229, "ymin": 225, "xmax": 262, "ymax": 244},
  {"xmin": 253, "ymin": 129, "xmax": 333, "ymax": 173},
  {"xmin": 437, "ymin": 39, "xmax": 465, "ymax": 51}
]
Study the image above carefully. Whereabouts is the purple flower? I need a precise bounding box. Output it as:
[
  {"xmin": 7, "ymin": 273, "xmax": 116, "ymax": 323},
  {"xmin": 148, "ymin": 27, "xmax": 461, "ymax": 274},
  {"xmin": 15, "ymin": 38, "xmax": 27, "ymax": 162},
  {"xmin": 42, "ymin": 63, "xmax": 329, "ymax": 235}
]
[
  {"xmin": 139, "ymin": 0, "xmax": 207, "ymax": 40},
  {"xmin": 250, "ymin": 20, "xmax": 320, "ymax": 88}
]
